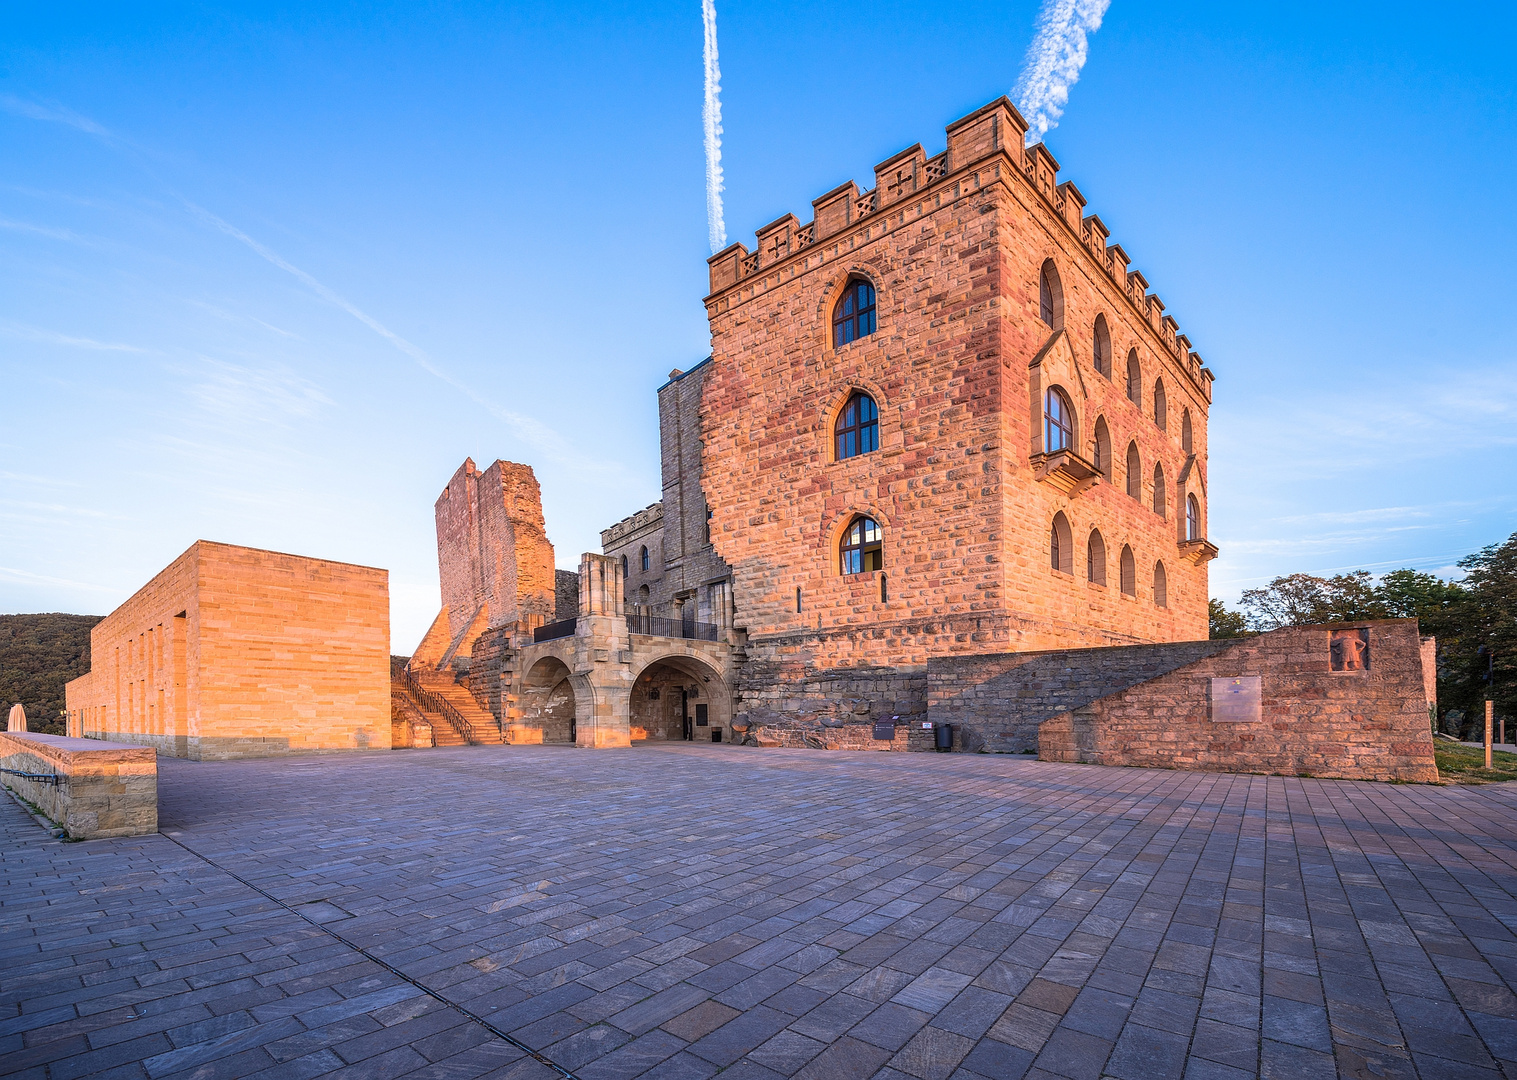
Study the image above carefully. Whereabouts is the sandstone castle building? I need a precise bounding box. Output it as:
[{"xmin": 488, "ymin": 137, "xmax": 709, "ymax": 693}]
[{"xmin": 417, "ymin": 96, "xmax": 1222, "ymax": 751}]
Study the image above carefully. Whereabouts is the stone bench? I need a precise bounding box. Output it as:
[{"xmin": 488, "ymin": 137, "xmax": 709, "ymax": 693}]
[{"xmin": 0, "ymin": 732, "xmax": 157, "ymax": 838}]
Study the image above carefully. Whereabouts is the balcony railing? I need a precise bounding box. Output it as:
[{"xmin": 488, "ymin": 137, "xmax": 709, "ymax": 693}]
[
  {"xmin": 625, "ymin": 614, "xmax": 721, "ymax": 642},
  {"xmin": 533, "ymin": 618, "xmax": 577, "ymax": 643}
]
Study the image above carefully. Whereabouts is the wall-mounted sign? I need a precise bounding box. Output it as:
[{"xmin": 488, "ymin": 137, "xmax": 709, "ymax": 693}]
[
  {"xmin": 1210, "ymin": 676, "xmax": 1261, "ymax": 723},
  {"xmin": 872, "ymin": 720, "xmax": 895, "ymax": 741}
]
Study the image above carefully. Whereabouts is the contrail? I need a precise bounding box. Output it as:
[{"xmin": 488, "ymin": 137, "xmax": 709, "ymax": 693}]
[
  {"xmin": 1013, "ymin": 0, "xmax": 1112, "ymax": 145},
  {"xmin": 701, "ymin": 0, "xmax": 726, "ymax": 254}
]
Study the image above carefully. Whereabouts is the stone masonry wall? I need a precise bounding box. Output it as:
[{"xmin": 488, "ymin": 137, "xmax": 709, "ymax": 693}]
[
  {"xmin": 927, "ymin": 639, "xmax": 1233, "ymax": 753},
  {"xmin": 1039, "ymin": 619, "xmax": 1438, "ymax": 782},
  {"xmin": 701, "ymin": 98, "xmax": 1215, "ymax": 707}
]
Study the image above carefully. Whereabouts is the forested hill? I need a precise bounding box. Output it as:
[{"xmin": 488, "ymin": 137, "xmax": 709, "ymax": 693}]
[{"xmin": 0, "ymin": 614, "xmax": 104, "ymax": 735}]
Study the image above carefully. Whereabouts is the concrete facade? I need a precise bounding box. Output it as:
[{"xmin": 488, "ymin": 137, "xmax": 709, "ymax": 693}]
[{"xmin": 64, "ymin": 541, "xmax": 390, "ymax": 759}]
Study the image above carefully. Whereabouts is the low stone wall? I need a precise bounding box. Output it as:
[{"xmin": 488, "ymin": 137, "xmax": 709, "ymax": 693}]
[
  {"xmin": 1038, "ymin": 619, "xmax": 1438, "ymax": 782},
  {"xmin": 735, "ymin": 659, "xmax": 927, "ymax": 750},
  {"xmin": 0, "ymin": 731, "xmax": 157, "ymax": 838},
  {"xmin": 927, "ymin": 640, "xmax": 1233, "ymax": 752}
]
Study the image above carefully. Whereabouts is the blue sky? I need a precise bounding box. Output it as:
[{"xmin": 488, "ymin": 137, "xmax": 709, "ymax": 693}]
[{"xmin": 3, "ymin": 1, "xmax": 1514, "ymax": 650}]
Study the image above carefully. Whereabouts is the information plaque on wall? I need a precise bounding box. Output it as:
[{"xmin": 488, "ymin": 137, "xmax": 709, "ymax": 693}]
[{"xmin": 1210, "ymin": 676, "xmax": 1261, "ymax": 723}]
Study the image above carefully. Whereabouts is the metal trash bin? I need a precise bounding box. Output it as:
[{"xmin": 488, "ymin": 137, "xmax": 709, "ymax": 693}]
[{"xmin": 934, "ymin": 724, "xmax": 954, "ymax": 752}]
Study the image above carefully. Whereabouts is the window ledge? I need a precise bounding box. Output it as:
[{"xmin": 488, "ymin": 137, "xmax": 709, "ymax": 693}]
[
  {"xmin": 1179, "ymin": 538, "xmax": 1220, "ymax": 565},
  {"xmin": 1031, "ymin": 449, "xmax": 1101, "ymax": 496}
]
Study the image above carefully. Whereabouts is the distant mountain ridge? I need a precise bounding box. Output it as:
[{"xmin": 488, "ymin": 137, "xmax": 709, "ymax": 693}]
[{"xmin": 0, "ymin": 613, "xmax": 103, "ymax": 736}]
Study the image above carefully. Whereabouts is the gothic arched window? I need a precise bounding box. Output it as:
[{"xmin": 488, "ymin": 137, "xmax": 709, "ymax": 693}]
[
  {"xmin": 1126, "ymin": 350, "xmax": 1142, "ymax": 407},
  {"xmin": 1093, "ymin": 417, "xmax": 1111, "ymax": 476},
  {"xmin": 835, "ymin": 392, "xmax": 880, "ymax": 460},
  {"xmin": 1154, "ymin": 378, "xmax": 1167, "ymax": 430},
  {"xmin": 1050, "ymin": 512, "xmax": 1073, "ymax": 574},
  {"xmin": 1045, "ymin": 388, "xmax": 1074, "ymax": 453},
  {"xmin": 1181, "ymin": 409, "xmax": 1193, "ymax": 454},
  {"xmin": 621, "ymin": 554, "xmax": 628, "ymax": 578},
  {"xmin": 1154, "ymin": 561, "xmax": 1168, "ymax": 608},
  {"xmin": 839, "ymin": 516, "xmax": 882, "ymax": 574},
  {"xmin": 1126, "ymin": 442, "xmax": 1142, "ymax": 500},
  {"xmin": 1120, "ymin": 545, "xmax": 1137, "ymax": 596},
  {"xmin": 640, "ymin": 545, "xmax": 650, "ymax": 572},
  {"xmin": 1152, "ymin": 464, "xmax": 1167, "ymax": 518},
  {"xmin": 1087, "ymin": 529, "xmax": 1107, "ymax": 586},
  {"xmin": 832, "ymin": 277, "xmax": 877, "ymax": 347},
  {"xmin": 1187, "ymin": 495, "xmax": 1202, "ymax": 541},
  {"xmin": 1093, "ymin": 314, "xmax": 1111, "ymax": 378}
]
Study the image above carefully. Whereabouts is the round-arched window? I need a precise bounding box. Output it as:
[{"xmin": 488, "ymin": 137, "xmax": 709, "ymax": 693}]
[
  {"xmin": 840, "ymin": 516, "xmax": 882, "ymax": 574},
  {"xmin": 1154, "ymin": 561, "xmax": 1168, "ymax": 608},
  {"xmin": 1050, "ymin": 512, "xmax": 1073, "ymax": 575},
  {"xmin": 1045, "ymin": 388, "xmax": 1074, "ymax": 453},
  {"xmin": 1120, "ymin": 545, "xmax": 1137, "ymax": 596},
  {"xmin": 1187, "ymin": 495, "xmax": 1201, "ymax": 541},
  {"xmin": 833, "ymin": 277, "xmax": 877, "ymax": 347},
  {"xmin": 1087, "ymin": 529, "xmax": 1106, "ymax": 586},
  {"xmin": 835, "ymin": 392, "xmax": 880, "ymax": 460},
  {"xmin": 621, "ymin": 554, "xmax": 628, "ymax": 578}
]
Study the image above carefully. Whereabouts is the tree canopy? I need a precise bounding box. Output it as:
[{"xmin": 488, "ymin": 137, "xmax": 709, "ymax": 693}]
[{"xmin": 0, "ymin": 614, "xmax": 103, "ymax": 736}]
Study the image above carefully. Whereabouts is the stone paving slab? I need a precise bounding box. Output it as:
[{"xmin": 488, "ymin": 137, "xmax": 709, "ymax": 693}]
[{"xmin": 4, "ymin": 745, "xmax": 1517, "ymax": 1079}]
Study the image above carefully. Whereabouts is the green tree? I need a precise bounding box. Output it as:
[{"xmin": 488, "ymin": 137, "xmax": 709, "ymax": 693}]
[
  {"xmin": 1451, "ymin": 534, "xmax": 1517, "ymax": 724},
  {"xmin": 1239, "ymin": 570, "xmax": 1385, "ymax": 631},
  {"xmin": 1209, "ymin": 598, "xmax": 1248, "ymax": 639}
]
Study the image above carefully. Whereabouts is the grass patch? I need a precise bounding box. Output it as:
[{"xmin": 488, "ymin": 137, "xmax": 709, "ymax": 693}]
[{"xmin": 1435, "ymin": 743, "xmax": 1517, "ymax": 783}]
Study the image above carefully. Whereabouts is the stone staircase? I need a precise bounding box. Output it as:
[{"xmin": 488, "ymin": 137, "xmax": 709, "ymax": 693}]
[{"xmin": 391, "ymin": 665, "xmax": 504, "ymax": 746}]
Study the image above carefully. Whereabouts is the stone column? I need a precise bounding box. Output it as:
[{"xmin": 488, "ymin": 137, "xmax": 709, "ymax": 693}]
[{"xmin": 573, "ymin": 553, "xmax": 633, "ymax": 748}]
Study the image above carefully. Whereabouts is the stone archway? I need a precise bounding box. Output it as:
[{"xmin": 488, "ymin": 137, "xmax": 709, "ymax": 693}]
[
  {"xmin": 517, "ymin": 656, "xmax": 580, "ymax": 745},
  {"xmin": 630, "ymin": 654, "xmax": 732, "ymax": 744}
]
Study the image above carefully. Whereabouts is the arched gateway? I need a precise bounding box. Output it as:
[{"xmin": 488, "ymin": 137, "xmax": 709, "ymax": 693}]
[{"xmin": 630, "ymin": 654, "xmax": 731, "ymax": 743}]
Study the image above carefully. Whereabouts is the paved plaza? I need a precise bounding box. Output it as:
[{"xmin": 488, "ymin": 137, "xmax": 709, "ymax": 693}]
[{"xmin": 4, "ymin": 746, "xmax": 1517, "ymax": 1080}]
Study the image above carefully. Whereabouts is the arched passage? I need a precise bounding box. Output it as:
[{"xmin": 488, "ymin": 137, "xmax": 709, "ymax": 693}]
[
  {"xmin": 519, "ymin": 656, "xmax": 579, "ymax": 745},
  {"xmin": 629, "ymin": 653, "xmax": 732, "ymax": 743}
]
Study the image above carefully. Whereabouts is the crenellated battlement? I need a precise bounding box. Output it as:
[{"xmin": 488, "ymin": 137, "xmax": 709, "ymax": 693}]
[{"xmin": 707, "ymin": 97, "xmax": 1213, "ymax": 393}]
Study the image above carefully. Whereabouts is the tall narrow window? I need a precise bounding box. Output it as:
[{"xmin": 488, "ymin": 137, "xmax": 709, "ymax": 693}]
[
  {"xmin": 796, "ymin": 586, "xmax": 802, "ymax": 613},
  {"xmin": 1093, "ymin": 417, "xmax": 1111, "ymax": 476},
  {"xmin": 1126, "ymin": 350, "xmax": 1142, "ymax": 407},
  {"xmin": 1152, "ymin": 464, "xmax": 1167, "ymax": 518},
  {"xmin": 840, "ymin": 516, "xmax": 882, "ymax": 574},
  {"xmin": 1120, "ymin": 545, "xmax": 1136, "ymax": 596},
  {"xmin": 1187, "ymin": 495, "xmax": 1201, "ymax": 541},
  {"xmin": 705, "ymin": 508, "xmax": 713, "ymax": 545},
  {"xmin": 1045, "ymin": 387, "xmax": 1074, "ymax": 453},
  {"xmin": 640, "ymin": 545, "xmax": 650, "ymax": 572},
  {"xmin": 835, "ymin": 392, "xmax": 880, "ymax": 460},
  {"xmin": 1126, "ymin": 442, "xmax": 1141, "ymax": 500},
  {"xmin": 1153, "ymin": 562, "xmax": 1168, "ymax": 608},
  {"xmin": 1181, "ymin": 409, "xmax": 1193, "ymax": 453},
  {"xmin": 833, "ymin": 277, "xmax": 877, "ymax": 346},
  {"xmin": 1038, "ymin": 259, "xmax": 1062, "ymax": 329},
  {"xmin": 1087, "ymin": 529, "xmax": 1107, "ymax": 586},
  {"xmin": 1154, "ymin": 378, "xmax": 1167, "ymax": 430},
  {"xmin": 880, "ymin": 573, "xmax": 888, "ymax": 603},
  {"xmin": 621, "ymin": 554, "xmax": 628, "ymax": 578},
  {"xmin": 1050, "ymin": 512, "xmax": 1073, "ymax": 574},
  {"xmin": 1093, "ymin": 314, "xmax": 1111, "ymax": 378}
]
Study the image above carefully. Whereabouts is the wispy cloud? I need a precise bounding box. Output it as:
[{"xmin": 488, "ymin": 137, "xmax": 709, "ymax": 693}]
[
  {"xmin": 0, "ymin": 321, "xmax": 151, "ymax": 353},
  {"xmin": 0, "ymin": 94, "xmax": 114, "ymax": 139},
  {"xmin": 186, "ymin": 358, "xmax": 333, "ymax": 424},
  {"xmin": 0, "ymin": 564, "xmax": 122, "ymax": 595},
  {"xmin": 0, "ymin": 216, "xmax": 90, "ymax": 244},
  {"xmin": 701, "ymin": 0, "xmax": 726, "ymax": 254},
  {"xmin": 182, "ymin": 201, "xmax": 614, "ymax": 474},
  {"xmin": 1013, "ymin": 0, "xmax": 1112, "ymax": 145}
]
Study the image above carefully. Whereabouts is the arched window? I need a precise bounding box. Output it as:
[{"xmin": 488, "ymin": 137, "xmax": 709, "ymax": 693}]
[
  {"xmin": 1152, "ymin": 464, "xmax": 1166, "ymax": 518},
  {"xmin": 832, "ymin": 277, "xmax": 877, "ymax": 347},
  {"xmin": 1087, "ymin": 529, "xmax": 1106, "ymax": 586},
  {"xmin": 1120, "ymin": 545, "xmax": 1136, "ymax": 596},
  {"xmin": 1181, "ymin": 409, "xmax": 1193, "ymax": 454},
  {"xmin": 1045, "ymin": 387, "xmax": 1074, "ymax": 453},
  {"xmin": 835, "ymin": 392, "xmax": 880, "ymax": 460},
  {"xmin": 1187, "ymin": 495, "xmax": 1201, "ymax": 541},
  {"xmin": 1039, "ymin": 261, "xmax": 1059, "ymax": 328},
  {"xmin": 1050, "ymin": 512, "xmax": 1073, "ymax": 574},
  {"xmin": 1093, "ymin": 315, "xmax": 1111, "ymax": 378},
  {"xmin": 1126, "ymin": 442, "xmax": 1141, "ymax": 500},
  {"xmin": 640, "ymin": 545, "xmax": 650, "ymax": 572},
  {"xmin": 638, "ymin": 584, "xmax": 650, "ymax": 604},
  {"xmin": 1154, "ymin": 378, "xmax": 1167, "ymax": 430},
  {"xmin": 1093, "ymin": 417, "xmax": 1111, "ymax": 476},
  {"xmin": 1153, "ymin": 562, "xmax": 1168, "ymax": 608},
  {"xmin": 840, "ymin": 516, "xmax": 882, "ymax": 574},
  {"xmin": 621, "ymin": 554, "xmax": 629, "ymax": 578},
  {"xmin": 1126, "ymin": 350, "xmax": 1142, "ymax": 407}
]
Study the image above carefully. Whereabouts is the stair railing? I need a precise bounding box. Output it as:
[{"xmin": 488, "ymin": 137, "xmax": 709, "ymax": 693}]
[{"xmin": 399, "ymin": 667, "xmax": 480, "ymax": 745}]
